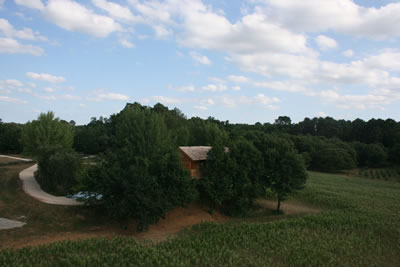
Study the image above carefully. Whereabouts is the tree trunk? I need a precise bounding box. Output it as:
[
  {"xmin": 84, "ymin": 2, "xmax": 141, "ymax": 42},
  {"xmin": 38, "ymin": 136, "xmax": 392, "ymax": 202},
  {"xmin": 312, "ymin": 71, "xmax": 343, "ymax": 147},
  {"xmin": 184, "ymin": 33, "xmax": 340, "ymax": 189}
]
[{"xmin": 277, "ymin": 196, "xmax": 281, "ymax": 212}]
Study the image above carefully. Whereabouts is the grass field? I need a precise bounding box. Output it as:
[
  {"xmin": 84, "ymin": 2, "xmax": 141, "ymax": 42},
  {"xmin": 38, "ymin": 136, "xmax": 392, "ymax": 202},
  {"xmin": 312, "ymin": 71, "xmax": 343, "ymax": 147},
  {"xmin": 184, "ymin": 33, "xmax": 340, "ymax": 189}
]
[{"xmin": 1, "ymin": 165, "xmax": 400, "ymax": 265}]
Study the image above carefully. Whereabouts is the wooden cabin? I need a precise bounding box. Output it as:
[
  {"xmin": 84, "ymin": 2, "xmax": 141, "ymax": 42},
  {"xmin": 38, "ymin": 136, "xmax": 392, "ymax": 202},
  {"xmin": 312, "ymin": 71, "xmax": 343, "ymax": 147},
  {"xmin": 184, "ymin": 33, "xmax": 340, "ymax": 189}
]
[
  {"xmin": 179, "ymin": 146, "xmax": 229, "ymax": 178},
  {"xmin": 179, "ymin": 146, "xmax": 212, "ymax": 178}
]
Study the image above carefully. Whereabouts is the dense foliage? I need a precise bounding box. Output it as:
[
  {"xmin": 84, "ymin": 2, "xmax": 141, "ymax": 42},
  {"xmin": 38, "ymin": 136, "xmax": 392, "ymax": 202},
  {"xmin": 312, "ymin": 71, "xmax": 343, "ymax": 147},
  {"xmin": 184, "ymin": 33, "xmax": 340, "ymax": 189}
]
[
  {"xmin": 81, "ymin": 105, "xmax": 197, "ymax": 231},
  {"xmin": 254, "ymin": 135, "xmax": 307, "ymax": 211},
  {"xmin": 199, "ymin": 138, "xmax": 264, "ymax": 215},
  {"xmin": 37, "ymin": 150, "xmax": 82, "ymax": 195},
  {"xmin": 1, "ymin": 172, "xmax": 399, "ymax": 266},
  {"xmin": 22, "ymin": 112, "xmax": 74, "ymax": 156},
  {"xmin": 21, "ymin": 112, "xmax": 79, "ymax": 194},
  {"xmin": 0, "ymin": 120, "xmax": 23, "ymax": 154},
  {"xmin": 73, "ymin": 103, "xmax": 400, "ymax": 170}
]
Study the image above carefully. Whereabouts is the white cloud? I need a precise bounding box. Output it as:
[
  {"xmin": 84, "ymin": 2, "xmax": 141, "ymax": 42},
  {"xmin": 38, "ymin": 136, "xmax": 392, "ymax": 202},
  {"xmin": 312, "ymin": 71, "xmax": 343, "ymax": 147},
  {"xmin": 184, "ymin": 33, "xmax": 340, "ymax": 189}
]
[
  {"xmin": 0, "ymin": 95, "xmax": 27, "ymax": 104},
  {"xmin": 0, "ymin": 37, "xmax": 44, "ymax": 55},
  {"xmin": 217, "ymin": 94, "xmax": 280, "ymax": 108},
  {"xmin": 343, "ymin": 49, "xmax": 354, "ymax": 57},
  {"xmin": 60, "ymin": 94, "xmax": 80, "ymax": 100},
  {"xmin": 232, "ymin": 86, "xmax": 241, "ymax": 91},
  {"xmin": 89, "ymin": 89, "xmax": 129, "ymax": 101},
  {"xmin": 26, "ymin": 72, "xmax": 66, "ymax": 83},
  {"xmin": 0, "ymin": 19, "xmax": 48, "ymax": 41},
  {"xmin": 119, "ymin": 38, "xmax": 135, "ymax": 48},
  {"xmin": 15, "ymin": 0, "xmax": 44, "ymax": 10},
  {"xmin": 319, "ymin": 90, "xmax": 390, "ymax": 109},
  {"xmin": 152, "ymin": 95, "xmax": 182, "ymax": 104},
  {"xmin": 253, "ymin": 80, "xmax": 311, "ymax": 93},
  {"xmin": 362, "ymin": 51, "xmax": 400, "ymax": 72},
  {"xmin": 190, "ymin": 51, "xmax": 211, "ymax": 65},
  {"xmin": 194, "ymin": 105, "xmax": 207, "ymax": 110},
  {"xmin": 317, "ymin": 111, "xmax": 328, "ymax": 117},
  {"xmin": 263, "ymin": 0, "xmax": 400, "ymax": 39},
  {"xmin": 42, "ymin": 0, "xmax": 122, "ymax": 37},
  {"xmin": 181, "ymin": 9, "xmax": 308, "ymax": 55},
  {"xmin": 152, "ymin": 24, "xmax": 172, "ymax": 38},
  {"xmin": 18, "ymin": 87, "xmax": 33, "ymax": 94},
  {"xmin": 44, "ymin": 87, "xmax": 55, "ymax": 92},
  {"xmin": 92, "ymin": 0, "xmax": 140, "ymax": 23},
  {"xmin": 228, "ymin": 75, "xmax": 250, "ymax": 83},
  {"xmin": 201, "ymin": 83, "xmax": 227, "ymax": 92},
  {"xmin": 0, "ymin": 79, "xmax": 24, "ymax": 88},
  {"xmin": 230, "ymin": 52, "xmax": 319, "ymax": 79},
  {"xmin": 177, "ymin": 85, "xmax": 196, "ymax": 92},
  {"xmin": 315, "ymin": 35, "xmax": 338, "ymax": 50},
  {"xmin": 95, "ymin": 92, "xmax": 129, "ymax": 101}
]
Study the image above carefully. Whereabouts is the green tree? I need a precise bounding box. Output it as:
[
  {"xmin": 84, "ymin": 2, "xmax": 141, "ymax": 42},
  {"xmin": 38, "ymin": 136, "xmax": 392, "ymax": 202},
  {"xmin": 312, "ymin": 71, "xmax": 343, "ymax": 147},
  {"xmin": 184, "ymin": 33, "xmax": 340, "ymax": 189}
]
[
  {"xmin": 84, "ymin": 105, "xmax": 196, "ymax": 231},
  {"xmin": 22, "ymin": 112, "xmax": 76, "ymax": 194},
  {"xmin": 255, "ymin": 135, "xmax": 308, "ymax": 212},
  {"xmin": 0, "ymin": 122, "xmax": 23, "ymax": 153},
  {"xmin": 22, "ymin": 111, "xmax": 74, "ymax": 156},
  {"xmin": 199, "ymin": 138, "xmax": 263, "ymax": 215}
]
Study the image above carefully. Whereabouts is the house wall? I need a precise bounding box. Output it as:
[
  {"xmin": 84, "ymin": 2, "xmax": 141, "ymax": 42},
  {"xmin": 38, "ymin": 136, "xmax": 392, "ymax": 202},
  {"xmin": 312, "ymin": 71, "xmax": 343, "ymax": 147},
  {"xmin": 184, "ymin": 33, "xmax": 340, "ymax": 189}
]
[
  {"xmin": 179, "ymin": 150, "xmax": 202, "ymax": 178},
  {"xmin": 179, "ymin": 150, "xmax": 192, "ymax": 170}
]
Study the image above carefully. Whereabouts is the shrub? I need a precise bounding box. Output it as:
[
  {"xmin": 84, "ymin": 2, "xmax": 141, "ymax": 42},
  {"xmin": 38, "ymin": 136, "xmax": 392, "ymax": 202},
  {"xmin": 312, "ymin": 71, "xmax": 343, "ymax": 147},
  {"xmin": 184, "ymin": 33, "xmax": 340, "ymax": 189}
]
[{"xmin": 37, "ymin": 150, "xmax": 82, "ymax": 195}]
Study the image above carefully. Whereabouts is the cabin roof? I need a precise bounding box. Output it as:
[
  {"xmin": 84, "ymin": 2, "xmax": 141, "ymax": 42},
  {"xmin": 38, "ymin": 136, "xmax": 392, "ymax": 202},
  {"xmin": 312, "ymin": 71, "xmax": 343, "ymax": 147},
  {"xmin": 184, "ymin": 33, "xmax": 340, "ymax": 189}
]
[
  {"xmin": 179, "ymin": 146, "xmax": 211, "ymax": 161},
  {"xmin": 179, "ymin": 146, "xmax": 228, "ymax": 161}
]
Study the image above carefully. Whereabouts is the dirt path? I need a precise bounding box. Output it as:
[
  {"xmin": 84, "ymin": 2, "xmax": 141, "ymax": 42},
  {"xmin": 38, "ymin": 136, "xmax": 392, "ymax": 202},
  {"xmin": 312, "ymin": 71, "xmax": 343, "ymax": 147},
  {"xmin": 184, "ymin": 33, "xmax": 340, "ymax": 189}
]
[
  {"xmin": 0, "ymin": 218, "xmax": 26, "ymax": 230},
  {"xmin": 0, "ymin": 155, "xmax": 33, "ymax": 162},
  {"xmin": 0, "ymin": 155, "xmax": 82, "ymax": 206},
  {"xmin": 19, "ymin": 164, "xmax": 83, "ymax": 206},
  {"xmin": 256, "ymin": 199, "xmax": 321, "ymax": 215},
  {"xmin": 4, "ymin": 204, "xmax": 226, "ymax": 249}
]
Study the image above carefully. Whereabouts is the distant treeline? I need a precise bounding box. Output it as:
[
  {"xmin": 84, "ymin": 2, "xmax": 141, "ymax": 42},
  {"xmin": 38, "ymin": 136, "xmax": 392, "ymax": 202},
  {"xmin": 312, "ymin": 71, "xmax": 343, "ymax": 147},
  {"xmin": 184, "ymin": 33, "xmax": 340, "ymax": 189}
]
[{"xmin": 1, "ymin": 103, "xmax": 400, "ymax": 171}]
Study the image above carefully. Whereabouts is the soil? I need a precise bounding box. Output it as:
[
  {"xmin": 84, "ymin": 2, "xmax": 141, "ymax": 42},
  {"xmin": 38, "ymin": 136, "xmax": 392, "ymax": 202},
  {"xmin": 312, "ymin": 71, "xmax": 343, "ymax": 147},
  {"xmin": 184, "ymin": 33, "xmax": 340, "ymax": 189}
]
[
  {"xmin": 256, "ymin": 199, "xmax": 321, "ymax": 215},
  {"xmin": 2, "ymin": 203, "xmax": 227, "ymax": 249}
]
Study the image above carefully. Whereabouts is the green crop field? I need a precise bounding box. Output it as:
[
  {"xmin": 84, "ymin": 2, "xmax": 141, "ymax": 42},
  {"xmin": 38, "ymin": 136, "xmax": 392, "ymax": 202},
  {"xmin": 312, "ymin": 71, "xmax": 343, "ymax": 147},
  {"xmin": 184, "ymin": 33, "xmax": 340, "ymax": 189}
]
[{"xmin": 1, "ymin": 171, "xmax": 400, "ymax": 266}]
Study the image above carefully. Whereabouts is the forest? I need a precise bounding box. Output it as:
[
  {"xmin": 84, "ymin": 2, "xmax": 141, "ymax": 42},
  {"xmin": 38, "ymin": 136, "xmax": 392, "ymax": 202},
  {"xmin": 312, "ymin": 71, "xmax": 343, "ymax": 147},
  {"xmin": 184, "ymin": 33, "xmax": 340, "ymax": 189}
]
[{"xmin": 1, "ymin": 103, "xmax": 399, "ymax": 230}]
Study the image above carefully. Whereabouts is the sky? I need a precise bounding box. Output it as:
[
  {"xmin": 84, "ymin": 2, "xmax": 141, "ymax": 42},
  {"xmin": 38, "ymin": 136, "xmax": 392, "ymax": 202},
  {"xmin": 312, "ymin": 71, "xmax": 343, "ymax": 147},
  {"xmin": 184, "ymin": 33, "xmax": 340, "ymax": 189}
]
[{"xmin": 0, "ymin": 0, "xmax": 400, "ymax": 125}]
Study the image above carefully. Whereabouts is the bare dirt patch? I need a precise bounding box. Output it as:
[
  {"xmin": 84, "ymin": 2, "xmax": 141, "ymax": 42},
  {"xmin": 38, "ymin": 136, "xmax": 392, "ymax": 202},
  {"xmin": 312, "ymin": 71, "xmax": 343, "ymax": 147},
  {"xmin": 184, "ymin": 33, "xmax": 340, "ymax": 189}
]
[
  {"xmin": 1, "ymin": 203, "xmax": 226, "ymax": 249},
  {"xmin": 135, "ymin": 203, "xmax": 227, "ymax": 242},
  {"xmin": 256, "ymin": 199, "xmax": 321, "ymax": 215}
]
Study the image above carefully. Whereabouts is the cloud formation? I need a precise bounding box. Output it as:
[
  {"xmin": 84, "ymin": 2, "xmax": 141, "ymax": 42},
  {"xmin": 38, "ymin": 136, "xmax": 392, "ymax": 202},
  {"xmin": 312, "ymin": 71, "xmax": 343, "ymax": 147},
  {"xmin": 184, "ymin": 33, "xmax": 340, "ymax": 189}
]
[{"xmin": 26, "ymin": 72, "xmax": 66, "ymax": 83}]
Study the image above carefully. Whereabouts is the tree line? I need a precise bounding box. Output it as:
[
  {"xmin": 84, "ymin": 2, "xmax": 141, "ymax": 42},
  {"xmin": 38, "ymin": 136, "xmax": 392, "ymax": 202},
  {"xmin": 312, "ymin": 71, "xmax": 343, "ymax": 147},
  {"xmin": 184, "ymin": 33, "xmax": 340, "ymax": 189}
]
[{"xmin": 1, "ymin": 103, "xmax": 399, "ymax": 230}]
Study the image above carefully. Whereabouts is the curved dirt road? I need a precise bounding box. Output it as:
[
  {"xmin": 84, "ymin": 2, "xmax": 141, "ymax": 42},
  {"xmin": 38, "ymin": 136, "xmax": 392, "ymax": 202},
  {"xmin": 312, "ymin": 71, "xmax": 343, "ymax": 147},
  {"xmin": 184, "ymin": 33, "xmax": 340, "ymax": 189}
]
[
  {"xmin": 0, "ymin": 155, "xmax": 82, "ymax": 206},
  {"xmin": 19, "ymin": 164, "xmax": 83, "ymax": 206}
]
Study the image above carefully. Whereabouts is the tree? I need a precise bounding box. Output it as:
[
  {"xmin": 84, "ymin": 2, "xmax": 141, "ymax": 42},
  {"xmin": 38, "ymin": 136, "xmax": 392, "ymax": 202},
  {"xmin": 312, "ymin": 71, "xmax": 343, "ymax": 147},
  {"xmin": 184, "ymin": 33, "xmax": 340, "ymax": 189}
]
[
  {"xmin": 255, "ymin": 135, "xmax": 307, "ymax": 212},
  {"xmin": 22, "ymin": 112, "xmax": 76, "ymax": 194},
  {"xmin": 199, "ymin": 137, "xmax": 263, "ymax": 215},
  {"xmin": 84, "ymin": 105, "xmax": 196, "ymax": 231},
  {"xmin": 353, "ymin": 142, "xmax": 387, "ymax": 168},
  {"xmin": 0, "ymin": 122, "xmax": 23, "ymax": 153},
  {"xmin": 22, "ymin": 111, "xmax": 74, "ymax": 156}
]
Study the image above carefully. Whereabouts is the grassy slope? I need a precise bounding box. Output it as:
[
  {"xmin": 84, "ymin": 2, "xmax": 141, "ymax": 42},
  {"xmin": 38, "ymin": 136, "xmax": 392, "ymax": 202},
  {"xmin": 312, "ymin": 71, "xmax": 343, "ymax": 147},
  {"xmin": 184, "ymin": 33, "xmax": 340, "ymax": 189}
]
[
  {"xmin": 1, "ymin": 171, "xmax": 400, "ymax": 266},
  {"xmin": 0, "ymin": 163, "xmax": 105, "ymax": 248}
]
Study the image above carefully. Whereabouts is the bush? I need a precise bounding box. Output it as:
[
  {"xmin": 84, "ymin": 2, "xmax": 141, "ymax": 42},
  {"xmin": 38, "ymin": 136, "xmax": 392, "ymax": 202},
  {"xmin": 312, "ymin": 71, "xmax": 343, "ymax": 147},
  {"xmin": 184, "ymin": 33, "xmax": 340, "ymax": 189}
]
[{"xmin": 37, "ymin": 150, "xmax": 82, "ymax": 195}]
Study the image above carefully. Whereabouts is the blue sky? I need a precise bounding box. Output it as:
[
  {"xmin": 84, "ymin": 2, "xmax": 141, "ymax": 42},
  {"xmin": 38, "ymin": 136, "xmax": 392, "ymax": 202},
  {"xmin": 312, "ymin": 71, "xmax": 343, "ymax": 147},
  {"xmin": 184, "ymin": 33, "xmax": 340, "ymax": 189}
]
[{"xmin": 0, "ymin": 0, "xmax": 400, "ymax": 125}]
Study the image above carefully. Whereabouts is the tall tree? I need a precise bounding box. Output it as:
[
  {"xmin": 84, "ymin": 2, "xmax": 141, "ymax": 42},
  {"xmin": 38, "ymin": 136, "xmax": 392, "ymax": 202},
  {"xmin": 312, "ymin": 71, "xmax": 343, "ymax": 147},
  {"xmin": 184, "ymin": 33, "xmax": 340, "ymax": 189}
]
[
  {"xmin": 85, "ymin": 105, "xmax": 196, "ymax": 231},
  {"xmin": 22, "ymin": 111, "xmax": 74, "ymax": 156},
  {"xmin": 255, "ymin": 135, "xmax": 308, "ymax": 212}
]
